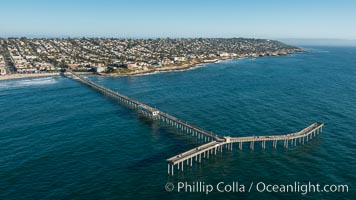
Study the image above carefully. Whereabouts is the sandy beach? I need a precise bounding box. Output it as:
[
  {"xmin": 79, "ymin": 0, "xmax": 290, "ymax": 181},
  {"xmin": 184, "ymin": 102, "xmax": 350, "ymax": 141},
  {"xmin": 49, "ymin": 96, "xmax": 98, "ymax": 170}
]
[
  {"xmin": 0, "ymin": 72, "xmax": 96, "ymax": 81},
  {"xmin": 0, "ymin": 73, "xmax": 61, "ymax": 81}
]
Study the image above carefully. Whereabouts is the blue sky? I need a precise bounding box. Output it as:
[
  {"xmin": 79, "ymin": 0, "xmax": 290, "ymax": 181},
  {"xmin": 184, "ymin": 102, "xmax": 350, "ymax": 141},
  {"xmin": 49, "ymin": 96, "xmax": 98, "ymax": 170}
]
[{"xmin": 0, "ymin": 0, "xmax": 355, "ymax": 40}]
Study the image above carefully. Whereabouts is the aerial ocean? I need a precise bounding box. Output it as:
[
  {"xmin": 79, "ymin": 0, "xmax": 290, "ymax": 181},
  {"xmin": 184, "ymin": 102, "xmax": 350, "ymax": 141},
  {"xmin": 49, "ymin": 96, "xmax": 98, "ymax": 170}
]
[{"xmin": 0, "ymin": 46, "xmax": 355, "ymax": 199}]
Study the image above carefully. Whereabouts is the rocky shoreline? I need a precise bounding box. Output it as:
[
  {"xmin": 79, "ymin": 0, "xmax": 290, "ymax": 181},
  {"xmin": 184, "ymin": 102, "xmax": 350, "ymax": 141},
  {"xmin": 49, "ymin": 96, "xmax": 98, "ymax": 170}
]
[{"xmin": 98, "ymin": 50, "xmax": 302, "ymax": 77}]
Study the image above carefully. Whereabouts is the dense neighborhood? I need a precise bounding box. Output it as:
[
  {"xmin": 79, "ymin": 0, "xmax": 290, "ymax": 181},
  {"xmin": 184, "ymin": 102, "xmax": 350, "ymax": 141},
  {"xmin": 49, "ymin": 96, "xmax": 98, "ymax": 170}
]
[{"xmin": 0, "ymin": 38, "xmax": 302, "ymax": 75}]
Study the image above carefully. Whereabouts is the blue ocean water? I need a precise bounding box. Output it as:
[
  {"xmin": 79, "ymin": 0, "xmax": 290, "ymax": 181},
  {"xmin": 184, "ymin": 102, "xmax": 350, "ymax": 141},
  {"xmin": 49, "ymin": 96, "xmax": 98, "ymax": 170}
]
[{"xmin": 0, "ymin": 46, "xmax": 355, "ymax": 199}]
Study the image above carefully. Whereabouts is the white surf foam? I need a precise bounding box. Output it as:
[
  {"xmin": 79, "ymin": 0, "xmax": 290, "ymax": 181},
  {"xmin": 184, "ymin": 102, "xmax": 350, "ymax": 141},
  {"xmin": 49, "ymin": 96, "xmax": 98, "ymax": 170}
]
[{"xmin": 0, "ymin": 77, "xmax": 58, "ymax": 89}]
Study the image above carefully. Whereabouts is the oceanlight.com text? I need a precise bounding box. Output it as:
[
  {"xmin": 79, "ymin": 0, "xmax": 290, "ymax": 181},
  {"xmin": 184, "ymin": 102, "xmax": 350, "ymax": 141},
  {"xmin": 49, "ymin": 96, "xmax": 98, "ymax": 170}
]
[{"xmin": 165, "ymin": 181, "xmax": 349, "ymax": 195}]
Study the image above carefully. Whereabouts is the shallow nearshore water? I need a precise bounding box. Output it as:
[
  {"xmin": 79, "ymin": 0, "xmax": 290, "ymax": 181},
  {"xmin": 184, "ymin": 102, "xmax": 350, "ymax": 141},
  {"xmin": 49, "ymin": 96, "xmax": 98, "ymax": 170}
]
[{"xmin": 0, "ymin": 53, "xmax": 297, "ymax": 81}]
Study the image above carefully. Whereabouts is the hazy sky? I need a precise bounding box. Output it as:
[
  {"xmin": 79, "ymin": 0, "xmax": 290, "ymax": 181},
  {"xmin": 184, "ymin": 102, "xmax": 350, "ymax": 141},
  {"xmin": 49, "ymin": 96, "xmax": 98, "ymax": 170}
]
[{"xmin": 0, "ymin": 0, "xmax": 355, "ymax": 40}]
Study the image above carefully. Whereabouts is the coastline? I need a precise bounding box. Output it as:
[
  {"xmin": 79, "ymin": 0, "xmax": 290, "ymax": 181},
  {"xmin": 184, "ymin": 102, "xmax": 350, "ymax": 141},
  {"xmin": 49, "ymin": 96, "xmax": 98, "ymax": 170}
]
[
  {"xmin": 0, "ymin": 51, "xmax": 301, "ymax": 81},
  {"xmin": 98, "ymin": 59, "xmax": 217, "ymax": 77},
  {"xmin": 0, "ymin": 73, "xmax": 61, "ymax": 81},
  {"xmin": 99, "ymin": 51, "xmax": 300, "ymax": 77},
  {"xmin": 0, "ymin": 72, "xmax": 93, "ymax": 81}
]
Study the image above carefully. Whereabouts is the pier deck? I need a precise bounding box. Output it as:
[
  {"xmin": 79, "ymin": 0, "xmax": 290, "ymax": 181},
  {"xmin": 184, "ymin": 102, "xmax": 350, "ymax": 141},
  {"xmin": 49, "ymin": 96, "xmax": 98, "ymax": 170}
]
[{"xmin": 167, "ymin": 122, "xmax": 323, "ymax": 172}]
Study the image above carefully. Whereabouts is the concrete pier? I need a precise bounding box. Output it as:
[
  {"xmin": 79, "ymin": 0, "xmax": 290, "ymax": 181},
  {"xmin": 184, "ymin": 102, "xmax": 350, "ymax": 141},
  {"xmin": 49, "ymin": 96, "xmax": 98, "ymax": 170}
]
[
  {"xmin": 167, "ymin": 122, "xmax": 324, "ymax": 176},
  {"xmin": 65, "ymin": 70, "xmax": 324, "ymax": 177},
  {"xmin": 66, "ymin": 70, "xmax": 225, "ymax": 143}
]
